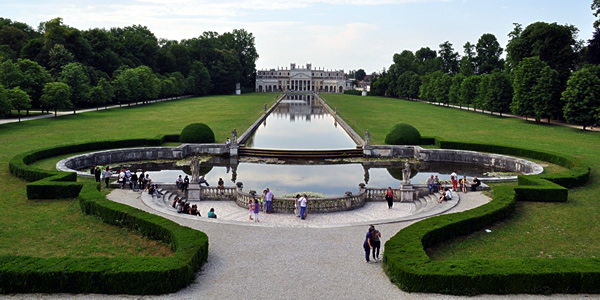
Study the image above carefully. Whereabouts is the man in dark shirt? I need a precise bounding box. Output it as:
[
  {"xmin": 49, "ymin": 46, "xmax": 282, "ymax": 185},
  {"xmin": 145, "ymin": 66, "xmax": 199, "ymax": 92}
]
[{"xmin": 471, "ymin": 177, "xmax": 481, "ymax": 191}]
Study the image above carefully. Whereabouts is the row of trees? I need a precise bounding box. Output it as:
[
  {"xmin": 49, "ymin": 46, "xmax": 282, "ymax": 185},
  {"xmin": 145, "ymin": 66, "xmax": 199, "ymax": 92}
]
[
  {"xmin": 0, "ymin": 17, "xmax": 258, "ymax": 116},
  {"xmin": 371, "ymin": 17, "xmax": 599, "ymax": 129}
]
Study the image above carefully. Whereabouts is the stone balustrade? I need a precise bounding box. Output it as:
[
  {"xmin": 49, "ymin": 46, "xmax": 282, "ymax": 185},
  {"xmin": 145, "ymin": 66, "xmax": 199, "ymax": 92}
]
[{"xmin": 198, "ymin": 186, "xmax": 236, "ymax": 201}]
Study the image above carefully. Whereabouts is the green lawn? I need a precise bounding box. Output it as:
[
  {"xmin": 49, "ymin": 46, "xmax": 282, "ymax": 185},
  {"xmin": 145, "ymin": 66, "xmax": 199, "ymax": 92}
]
[
  {"xmin": 326, "ymin": 93, "xmax": 600, "ymax": 259},
  {"xmin": 0, "ymin": 93, "xmax": 277, "ymax": 257}
]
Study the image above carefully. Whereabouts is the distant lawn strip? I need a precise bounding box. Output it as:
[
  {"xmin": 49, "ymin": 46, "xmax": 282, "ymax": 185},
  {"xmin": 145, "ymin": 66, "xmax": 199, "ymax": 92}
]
[
  {"xmin": 383, "ymin": 138, "xmax": 597, "ymax": 295},
  {"xmin": 2, "ymin": 135, "xmax": 208, "ymax": 294}
]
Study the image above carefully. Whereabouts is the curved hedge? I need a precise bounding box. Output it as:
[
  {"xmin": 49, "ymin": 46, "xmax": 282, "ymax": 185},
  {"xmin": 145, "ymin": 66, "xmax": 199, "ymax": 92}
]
[
  {"xmin": 3, "ymin": 135, "xmax": 209, "ymax": 295},
  {"xmin": 383, "ymin": 138, "xmax": 597, "ymax": 295}
]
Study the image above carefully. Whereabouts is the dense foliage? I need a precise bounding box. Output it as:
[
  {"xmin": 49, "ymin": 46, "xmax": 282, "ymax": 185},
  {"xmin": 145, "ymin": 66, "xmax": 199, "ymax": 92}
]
[
  {"xmin": 370, "ymin": 18, "xmax": 599, "ymax": 129},
  {"xmin": 0, "ymin": 17, "xmax": 258, "ymax": 116},
  {"xmin": 384, "ymin": 123, "xmax": 421, "ymax": 145},
  {"xmin": 180, "ymin": 123, "xmax": 216, "ymax": 143}
]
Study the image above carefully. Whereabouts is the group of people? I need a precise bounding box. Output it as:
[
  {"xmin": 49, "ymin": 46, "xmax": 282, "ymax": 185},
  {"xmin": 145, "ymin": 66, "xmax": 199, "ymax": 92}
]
[
  {"xmin": 248, "ymin": 188, "xmax": 276, "ymax": 222},
  {"xmin": 172, "ymin": 196, "xmax": 217, "ymax": 218},
  {"xmin": 426, "ymin": 171, "xmax": 481, "ymax": 196},
  {"xmin": 92, "ymin": 165, "xmax": 156, "ymax": 192},
  {"xmin": 175, "ymin": 175, "xmax": 190, "ymax": 192}
]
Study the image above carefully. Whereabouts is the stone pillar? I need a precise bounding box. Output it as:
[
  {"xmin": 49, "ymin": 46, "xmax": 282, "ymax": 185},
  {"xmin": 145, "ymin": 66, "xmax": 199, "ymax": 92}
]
[
  {"xmin": 187, "ymin": 184, "xmax": 202, "ymax": 201},
  {"xmin": 400, "ymin": 184, "xmax": 414, "ymax": 202},
  {"xmin": 230, "ymin": 144, "xmax": 238, "ymax": 157}
]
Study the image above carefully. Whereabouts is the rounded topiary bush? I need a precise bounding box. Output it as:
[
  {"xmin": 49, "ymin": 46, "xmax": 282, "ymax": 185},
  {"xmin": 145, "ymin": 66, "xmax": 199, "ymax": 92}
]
[
  {"xmin": 180, "ymin": 123, "xmax": 215, "ymax": 143},
  {"xmin": 385, "ymin": 123, "xmax": 421, "ymax": 145}
]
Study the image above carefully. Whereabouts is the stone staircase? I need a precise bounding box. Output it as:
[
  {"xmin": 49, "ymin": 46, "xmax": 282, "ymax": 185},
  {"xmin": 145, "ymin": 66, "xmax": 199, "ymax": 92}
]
[{"xmin": 401, "ymin": 191, "xmax": 459, "ymax": 221}]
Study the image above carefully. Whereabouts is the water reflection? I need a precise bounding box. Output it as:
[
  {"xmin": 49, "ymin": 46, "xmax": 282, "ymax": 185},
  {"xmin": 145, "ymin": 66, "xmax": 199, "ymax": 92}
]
[
  {"xmin": 245, "ymin": 94, "xmax": 358, "ymax": 150},
  {"xmin": 116, "ymin": 158, "xmax": 509, "ymax": 197}
]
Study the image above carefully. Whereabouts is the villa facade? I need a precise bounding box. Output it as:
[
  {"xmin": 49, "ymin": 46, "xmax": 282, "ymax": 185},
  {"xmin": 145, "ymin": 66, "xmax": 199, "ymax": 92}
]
[{"xmin": 256, "ymin": 63, "xmax": 347, "ymax": 93}]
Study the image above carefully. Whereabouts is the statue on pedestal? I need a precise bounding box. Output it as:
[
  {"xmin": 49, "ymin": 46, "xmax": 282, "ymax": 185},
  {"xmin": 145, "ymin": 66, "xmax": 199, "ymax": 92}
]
[
  {"xmin": 402, "ymin": 159, "xmax": 411, "ymax": 185},
  {"xmin": 190, "ymin": 155, "xmax": 200, "ymax": 183},
  {"xmin": 232, "ymin": 128, "xmax": 238, "ymax": 145},
  {"xmin": 365, "ymin": 129, "xmax": 370, "ymax": 146}
]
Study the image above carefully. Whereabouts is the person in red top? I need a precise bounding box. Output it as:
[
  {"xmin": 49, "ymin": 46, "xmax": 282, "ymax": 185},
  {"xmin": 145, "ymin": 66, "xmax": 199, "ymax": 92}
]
[{"xmin": 385, "ymin": 187, "xmax": 394, "ymax": 209}]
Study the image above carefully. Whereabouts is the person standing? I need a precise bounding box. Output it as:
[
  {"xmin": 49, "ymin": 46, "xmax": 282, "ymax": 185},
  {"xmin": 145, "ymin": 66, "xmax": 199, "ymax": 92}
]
[
  {"xmin": 130, "ymin": 172, "xmax": 138, "ymax": 191},
  {"xmin": 426, "ymin": 175, "xmax": 434, "ymax": 195},
  {"xmin": 248, "ymin": 199, "xmax": 254, "ymax": 221},
  {"xmin": 372, "ymin": 226, "xmax": 381, "ymax": 262},
  {"xmin": 182, "ymin": 175, "xmax": 189, "ymax": 192},
  {"xmin": 265, "ymin": 188, "xmax": 274, "ymax": 214},
  {"xmin": 450, "ymin": 170, "xmax": 458, "ymax": 192},
  {"xmin": 299, "ymin": 193, "xmax": 308, "ymax": 220},
  {"xmin": 363, "ymin": 226, "xmax": 375, "ymax": 263},
  {"xmin": 433, "ymin": 175, "xmax": 440, "ymax": 193},
  {"xmin": 385, "ymin": 187, "xmax": 394, "ymax": 209},
  {"xmin": 294, "ymin": 194, "xmax": 301, "ymax": 217},
  {"xmin": 103, "ymin": 167, "xmax": 112, "ymax": 188},
  {"xmin": 253, "ymin": 199, "xmax": 260, "ymax": 222},
  {"xmin": 94, "ymin": 166, "xmax": 101, "ymax": 183}
]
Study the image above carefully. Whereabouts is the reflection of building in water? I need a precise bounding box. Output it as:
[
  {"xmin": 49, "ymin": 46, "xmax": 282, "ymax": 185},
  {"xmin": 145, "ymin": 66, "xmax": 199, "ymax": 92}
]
[
  {"xmin": 256, "ymin": 63, "xmax": 348, "ymax": 93},
  {"xmin": 270, "ymin": 94, "xmax": 328, "ymax": 122}
]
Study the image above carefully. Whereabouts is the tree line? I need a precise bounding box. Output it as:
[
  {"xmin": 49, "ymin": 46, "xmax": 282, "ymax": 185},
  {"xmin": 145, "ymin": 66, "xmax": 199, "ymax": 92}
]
[
  {"xmin": 0, "ymin": 17, "xmax": 258, "ymax": 117},
  {"xmin": 370, "ymin": 7, "xmax": 600, "ymax": 129}
]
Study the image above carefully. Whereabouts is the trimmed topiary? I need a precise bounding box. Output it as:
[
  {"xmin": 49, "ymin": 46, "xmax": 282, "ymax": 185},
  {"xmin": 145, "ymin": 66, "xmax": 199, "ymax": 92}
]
[
  {"xmin": 385, "ymin": 123, "xmax": 421, "ymax": 145},
  {"xmin": 180, "ymin": 123, "xmax": 215, "ymax": 143}
]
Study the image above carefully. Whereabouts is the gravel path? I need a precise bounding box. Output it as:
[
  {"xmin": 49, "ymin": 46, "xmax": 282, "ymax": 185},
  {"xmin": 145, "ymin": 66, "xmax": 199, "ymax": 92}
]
[{"xmin": 2, "ymin": 190, "xmax": 597, "ymax": 300}]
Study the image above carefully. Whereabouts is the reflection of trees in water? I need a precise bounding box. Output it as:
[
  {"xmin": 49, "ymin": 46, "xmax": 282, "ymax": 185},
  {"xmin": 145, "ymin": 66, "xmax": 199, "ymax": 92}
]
[{"xmin": 386, "ymin": 167, "xmax": 417, "ymax": 181}]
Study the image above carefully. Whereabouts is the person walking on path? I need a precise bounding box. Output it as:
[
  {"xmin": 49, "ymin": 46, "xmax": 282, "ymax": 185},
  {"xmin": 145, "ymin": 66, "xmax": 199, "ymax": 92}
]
[
  {"xmin": 450, "ymin": 170, "xmax": 458, "ymax": 192},
  {"xmin": 265, "ymin": 188, "xmax": 274, "ymax": 214},
  {"xmin": 371, "ymin": 226, "xmax": 381, "ymax": 262},
  {"xmin": 385, "ymin": 187, "xmax": 394, "ymax": 209},
  {"xmin": 299, "ymin": 193, "xmax": 308, "ymax": 220},
  {"xmin": 363, "ymin": 226, "xmax": 375, "ymax": 263}
]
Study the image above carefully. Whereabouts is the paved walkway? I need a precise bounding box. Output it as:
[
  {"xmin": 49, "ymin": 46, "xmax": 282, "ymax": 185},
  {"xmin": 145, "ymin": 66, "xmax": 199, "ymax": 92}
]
[{"xmin": 3, "ymin": 190, "xmax": 595, "ymax": 299}]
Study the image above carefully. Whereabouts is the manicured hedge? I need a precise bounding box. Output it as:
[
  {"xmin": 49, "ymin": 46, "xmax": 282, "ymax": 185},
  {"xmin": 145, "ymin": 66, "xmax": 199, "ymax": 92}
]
[
  {"xmin": 4, "ymin": 135, "xmax": 208, "ymax": 294},
  {"xmin": 383, "ymin": 137, "xmax": 596, "ymax": 295}
]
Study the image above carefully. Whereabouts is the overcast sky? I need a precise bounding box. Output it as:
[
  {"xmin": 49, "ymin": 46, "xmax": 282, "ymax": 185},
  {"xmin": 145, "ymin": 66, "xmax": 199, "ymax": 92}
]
[{"xmin": 1, "ymin": 0, "xmax": 596, "ymax": 73}]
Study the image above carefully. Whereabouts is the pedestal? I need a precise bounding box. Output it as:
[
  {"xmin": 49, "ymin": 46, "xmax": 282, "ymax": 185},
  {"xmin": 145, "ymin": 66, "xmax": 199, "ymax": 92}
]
[
  {"xmin": 236, "ymin": 89, "xmax": 241, "ymax": 95},
  {"xmin": 230, "ymin": 145, "xmax": 239, "ymax": 156},
  {"xmin": 400, "ymin": 184, "xmax": 414, "ymax": 202},
  {"xmin": 187, "ymin": 185, "xmax": 201, "ymax": 201}
]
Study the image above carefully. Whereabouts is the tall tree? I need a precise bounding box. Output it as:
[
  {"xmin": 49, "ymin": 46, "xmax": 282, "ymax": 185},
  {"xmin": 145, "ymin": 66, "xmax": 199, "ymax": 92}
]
[
  {"xmin": 459, "ymin": 41, "xmax": 476, "ymax": 76},
  {"xmin": 7, "ymin": 86, "xmax": 31, "ymax": 121},
  {"xmin": 475, "ymin": 33, "xmax": 504, "ymax": 74},
  {"xmin": 511, "ymin": 57, "xmax": 558, "ymax": 122},
  {"xmin": 506, "ymin": 22, "xmax": 579, "ymax": 83},
  {"xmin": 448, "ymin": 73, "xmax": 465, "ymax": 106},
  {"xmin": 415, "ymin": 47, "xmax": 440, "ymax": 74},
  {"xmin": 88, "ymin": 77, "xmax": 113, "ymax": 109},
  {"xmin": 439, "ymin": 41, "xmax": 459, "ymax": 75},
  {"xmin": 459, "ymin": 75, "xmax": 480, "ymax": 110},
  {"xmin": 187, "ymin": 60, "xmax": 211, "ymax": 96},
  {"xmin": 562, "ymin": 65, "xmax": 600, "ymax": 129},
  {"xmin": 59, "ymin": 62, "xmax": 90, "ymax": 113},
  {"xmin": 484, "ymin": 71, "xmax": 513, "ymax": 116},
  {"xmin": 355, "ymin": 69, "xmax": 366, "ymax": 81},
  {"xmin": 532, "ymin": 66, "xmax": 560, "ymax": 122},
  {"xmin": 40, "ymin": 81, "xmax": 71, "ymax": 117},
  {"xmin": 0, "ymin": 84, "xmax": 12, "ymax": 116}
]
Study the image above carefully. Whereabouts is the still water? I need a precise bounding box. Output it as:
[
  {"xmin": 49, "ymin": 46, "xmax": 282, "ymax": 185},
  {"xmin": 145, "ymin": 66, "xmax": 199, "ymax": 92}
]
[
  {"xmin": 114, "ymin": 159, "xmax": 507, "ymax": 197},
  {"xmin": 244, "ymin": 94, "xmax": 358, "ymax": 150}
]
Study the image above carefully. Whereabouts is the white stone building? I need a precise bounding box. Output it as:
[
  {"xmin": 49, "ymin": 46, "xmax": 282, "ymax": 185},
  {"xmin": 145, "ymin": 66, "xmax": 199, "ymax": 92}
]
[{"xmin": 255, "ymin": 63, "xmax": 347, "ymax": 93}]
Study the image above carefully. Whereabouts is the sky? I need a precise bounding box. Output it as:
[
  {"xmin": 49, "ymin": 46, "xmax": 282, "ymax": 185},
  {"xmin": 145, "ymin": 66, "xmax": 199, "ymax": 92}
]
[{"xmin": 1, "ymin": 0, "xmax": 596, "ymax": 74}]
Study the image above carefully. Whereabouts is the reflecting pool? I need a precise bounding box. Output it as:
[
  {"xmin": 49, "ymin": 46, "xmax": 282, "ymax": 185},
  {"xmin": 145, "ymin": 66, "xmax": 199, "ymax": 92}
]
[{"xmin": 244, "ymin": 93, "xmax": 358, "ymax": 150}]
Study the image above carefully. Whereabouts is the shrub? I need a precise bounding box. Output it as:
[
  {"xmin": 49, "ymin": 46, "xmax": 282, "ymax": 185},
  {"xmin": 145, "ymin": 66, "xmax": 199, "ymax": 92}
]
[
  {"xmin": 385, "ymin": 123, "xmax": 421, "ymax": 145},
  {"xmin": 179, "ymin": 123, "xmax": 215, "ymax": 143}
]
